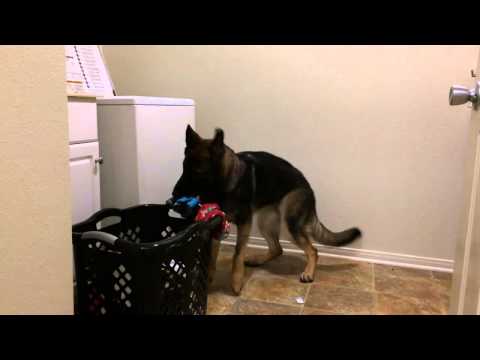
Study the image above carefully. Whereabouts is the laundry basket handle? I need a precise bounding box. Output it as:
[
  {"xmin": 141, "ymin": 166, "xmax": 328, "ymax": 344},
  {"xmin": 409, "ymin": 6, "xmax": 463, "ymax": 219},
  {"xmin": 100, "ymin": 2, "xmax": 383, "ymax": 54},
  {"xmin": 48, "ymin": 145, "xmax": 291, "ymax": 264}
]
[
  {"xmin": 85, "ymin": 208, "xmax": 123, "ymax": 225},
  {"xmin": 72, "ymin": 208, "xmax": 123, "ymax": 232},
  {"xmin": 81, "ymin": 231, "xmax": 118, "ymax": 245}
]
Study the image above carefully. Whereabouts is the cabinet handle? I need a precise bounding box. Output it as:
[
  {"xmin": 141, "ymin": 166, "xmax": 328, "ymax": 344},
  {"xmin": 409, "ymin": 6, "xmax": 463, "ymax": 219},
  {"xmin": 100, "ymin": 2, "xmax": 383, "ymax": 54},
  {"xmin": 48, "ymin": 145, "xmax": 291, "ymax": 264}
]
[{"xmin": 95, "ymin": 157, "xmax": 104, "ymax": 165}]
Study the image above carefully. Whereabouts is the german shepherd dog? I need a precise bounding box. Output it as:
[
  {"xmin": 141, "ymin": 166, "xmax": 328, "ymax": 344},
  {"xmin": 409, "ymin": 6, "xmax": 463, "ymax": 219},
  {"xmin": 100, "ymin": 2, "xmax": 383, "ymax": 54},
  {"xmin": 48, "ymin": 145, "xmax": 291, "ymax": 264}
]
[{"xmin": 172, "ymin": 125, "xmax": 362, "ymax": 295}]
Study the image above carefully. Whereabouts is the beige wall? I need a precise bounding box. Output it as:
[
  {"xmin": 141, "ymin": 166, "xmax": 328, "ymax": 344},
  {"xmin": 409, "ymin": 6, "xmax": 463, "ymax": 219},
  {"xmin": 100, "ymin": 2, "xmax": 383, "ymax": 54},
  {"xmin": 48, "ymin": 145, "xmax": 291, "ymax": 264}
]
[
  {"xmin": 103, "ymin": 45, "xmax": 478, "ymax": 261},
  {"xmin": 0, "ymin": 46, "xmax": 73, "ymax": 314}
]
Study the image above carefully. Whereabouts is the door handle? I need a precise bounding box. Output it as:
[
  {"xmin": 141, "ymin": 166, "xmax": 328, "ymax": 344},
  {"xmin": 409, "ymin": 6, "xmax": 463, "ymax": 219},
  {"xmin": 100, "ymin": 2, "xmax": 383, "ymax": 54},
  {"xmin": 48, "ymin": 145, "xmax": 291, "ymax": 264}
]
[
  {"xmin": 94, "ymin": 157, "xmax": 104, "ymax": 165},
  {"xmin": 449, "ymin": 82, "xmax": 480, "ymax": 109}
]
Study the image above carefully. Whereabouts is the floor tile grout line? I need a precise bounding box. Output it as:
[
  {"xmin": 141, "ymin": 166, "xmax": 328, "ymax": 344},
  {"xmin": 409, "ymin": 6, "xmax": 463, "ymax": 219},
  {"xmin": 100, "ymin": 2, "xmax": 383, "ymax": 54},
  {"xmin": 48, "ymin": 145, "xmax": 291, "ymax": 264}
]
[
  {"xmin": 239, "ymin": 274, "xmax": 309, "ymax": 309},
  {"xmin": 301, "ymin": 283, "xmax": 313, "ymax": 314},
  {"xmin": 238, "ymin": 271, "xmax": 306, "ymax": 307},
  {"xmin": 236, "ymin": 297, "xmax": 303, "ymax": 315},
  {"xmin": 372, "ymin": 262, "xmax": 377, "ymax": 315},
  {"xmin": 229, "ymin": 297, "xmax": 241, "ymax": 315},
  {"xmin": 239, "ymin": 293, "xmax": 306, "ymax": 309},
  {"xmin": 242, "ymin": 269, "xmax": 316, "ymax": 309},
  {"xmin": 310, "ymin": 280, "xmax": 376, "ymax": 294},
  {"xmin": 246, "ymin": 264, "xmax": 376, "ymax": 292}
]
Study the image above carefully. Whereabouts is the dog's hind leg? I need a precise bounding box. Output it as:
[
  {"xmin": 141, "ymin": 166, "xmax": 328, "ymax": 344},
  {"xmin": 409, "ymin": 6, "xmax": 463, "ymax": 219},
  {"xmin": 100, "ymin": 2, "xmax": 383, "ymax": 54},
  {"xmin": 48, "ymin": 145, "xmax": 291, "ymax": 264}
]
[
  {"xmin": 290, "ymin": 235, "xmax": 318, "ymax": 283},
  {"xmin": 245, "ymin": 205, "xmax": 283, "ymax": 267},
  {"xmin": 282, "ymin": 189, "xmax": 319, "ymax": 283}
]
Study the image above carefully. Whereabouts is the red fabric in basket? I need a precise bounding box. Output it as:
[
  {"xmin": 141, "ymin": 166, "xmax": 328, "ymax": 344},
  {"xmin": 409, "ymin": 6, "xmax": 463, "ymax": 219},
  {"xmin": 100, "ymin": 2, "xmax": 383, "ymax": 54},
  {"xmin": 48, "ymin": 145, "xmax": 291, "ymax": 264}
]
[{"xmin": 194, "ymin": 203, "xmax": 230, "ymax": 239}]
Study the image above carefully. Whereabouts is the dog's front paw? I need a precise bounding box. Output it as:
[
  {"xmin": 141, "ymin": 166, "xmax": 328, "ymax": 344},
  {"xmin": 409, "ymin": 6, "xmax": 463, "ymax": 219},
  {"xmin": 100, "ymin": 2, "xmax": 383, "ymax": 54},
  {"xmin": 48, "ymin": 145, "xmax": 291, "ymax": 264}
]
[
  {"xmin": 231, "ymin": 274, "xmax": 244, "ymax": 295},
  {"xmin": 232, "ymin": 284, "xmax": 243, "ymax": 295},
  {"xmin": 208, "ymin": 273, "xmax": 215, "ymax": 286},
  {"xmin": 244, "ymin": 256, "xmax": 265, "ymax": 267},
  {"xmin": 300, "ymin": 272, "xmax": 314, "ymax": 283}
]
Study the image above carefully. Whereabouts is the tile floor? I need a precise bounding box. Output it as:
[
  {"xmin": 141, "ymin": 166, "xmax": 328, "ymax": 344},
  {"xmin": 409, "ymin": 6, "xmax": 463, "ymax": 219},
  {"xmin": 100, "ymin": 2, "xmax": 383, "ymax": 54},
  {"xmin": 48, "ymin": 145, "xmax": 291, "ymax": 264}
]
[{"xmin": 207, "ymin": 244, "xmax": 452, "ymax": 315}]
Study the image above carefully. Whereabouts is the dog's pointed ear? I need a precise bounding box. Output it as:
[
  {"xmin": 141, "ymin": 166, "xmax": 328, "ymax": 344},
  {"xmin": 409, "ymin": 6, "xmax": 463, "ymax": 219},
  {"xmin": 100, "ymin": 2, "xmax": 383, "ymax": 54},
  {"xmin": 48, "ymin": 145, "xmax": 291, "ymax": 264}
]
[
  {"xmin": 210, "ymin": 128, "xmax": 225, "ymax": 157},
  {"xmin": 186, "ymin": 124, "xmax": 201, "ymax": 147},
  {"xmin": 212, "ymin": 128, "xmax": 224, "ymax": 147}
]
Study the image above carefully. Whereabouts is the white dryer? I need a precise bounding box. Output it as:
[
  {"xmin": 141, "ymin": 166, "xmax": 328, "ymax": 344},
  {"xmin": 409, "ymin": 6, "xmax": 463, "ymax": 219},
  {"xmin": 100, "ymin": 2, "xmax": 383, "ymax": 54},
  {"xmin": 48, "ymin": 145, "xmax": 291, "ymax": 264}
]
[{"xmin": 97, "ymin": 96, "xmax": 195, "ymax": 209}]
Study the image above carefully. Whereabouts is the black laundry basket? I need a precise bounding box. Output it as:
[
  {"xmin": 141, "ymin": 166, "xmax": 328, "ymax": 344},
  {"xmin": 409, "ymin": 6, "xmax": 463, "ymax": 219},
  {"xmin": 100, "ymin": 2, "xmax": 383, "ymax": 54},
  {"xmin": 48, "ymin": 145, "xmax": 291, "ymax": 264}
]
[{"xmin": 72, "ymin": 204, "xmax": 222, "ymax": 315}]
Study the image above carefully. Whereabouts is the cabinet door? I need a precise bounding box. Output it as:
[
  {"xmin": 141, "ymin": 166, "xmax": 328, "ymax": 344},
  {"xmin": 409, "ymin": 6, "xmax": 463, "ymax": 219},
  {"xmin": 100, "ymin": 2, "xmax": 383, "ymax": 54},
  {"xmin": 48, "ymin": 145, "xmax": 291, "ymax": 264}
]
[
  {"xmin": 69, "ymin": 142, "xmax": 100, "ymax": 225},
  {"xmin": 67, "ymin": 97, "xmax": 98, "ymax": 143}
]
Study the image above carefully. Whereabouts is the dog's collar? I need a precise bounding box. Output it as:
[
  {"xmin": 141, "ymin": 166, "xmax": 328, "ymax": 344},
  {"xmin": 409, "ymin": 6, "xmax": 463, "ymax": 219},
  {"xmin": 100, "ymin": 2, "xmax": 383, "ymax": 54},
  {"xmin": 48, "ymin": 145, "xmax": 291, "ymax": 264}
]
[
  {"xmin": 224, "ymin": 155, "xmax": 247, "ymax": 193},
  {"xmin": 224, "ymin": 154, "xmax": 256, "ymax": 206}
]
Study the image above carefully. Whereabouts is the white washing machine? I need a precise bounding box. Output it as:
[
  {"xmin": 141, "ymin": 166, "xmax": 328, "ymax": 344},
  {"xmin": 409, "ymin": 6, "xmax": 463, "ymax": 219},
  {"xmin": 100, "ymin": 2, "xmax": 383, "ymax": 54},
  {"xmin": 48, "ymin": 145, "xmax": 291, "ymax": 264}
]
[{"xmin": 97, "ymin": 96, "xmax": 195, "ymax": 209}]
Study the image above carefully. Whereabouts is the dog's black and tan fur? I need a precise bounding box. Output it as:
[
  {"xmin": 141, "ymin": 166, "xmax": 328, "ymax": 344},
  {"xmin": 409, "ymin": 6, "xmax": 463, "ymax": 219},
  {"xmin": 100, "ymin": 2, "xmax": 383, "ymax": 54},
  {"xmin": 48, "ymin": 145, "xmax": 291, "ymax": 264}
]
[{"xmin": 173, "ymin": 125, "xmax": 362, "ymax": 295}]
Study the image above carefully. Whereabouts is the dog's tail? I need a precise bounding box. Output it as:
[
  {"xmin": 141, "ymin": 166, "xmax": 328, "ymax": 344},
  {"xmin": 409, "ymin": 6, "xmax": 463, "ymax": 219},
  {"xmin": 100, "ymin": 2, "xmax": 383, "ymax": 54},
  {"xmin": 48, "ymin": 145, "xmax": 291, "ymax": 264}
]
[{"xmin": 311, "ymin": 216, "xmax": 362, "ymax": 247}]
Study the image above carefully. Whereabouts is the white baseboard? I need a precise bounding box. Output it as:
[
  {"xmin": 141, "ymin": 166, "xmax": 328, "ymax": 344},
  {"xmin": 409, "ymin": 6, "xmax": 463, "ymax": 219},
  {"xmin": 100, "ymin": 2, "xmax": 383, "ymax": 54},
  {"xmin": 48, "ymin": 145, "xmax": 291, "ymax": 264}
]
[{"xmin": 222, "ymin": 234, "xmax": 454, "ymax": 273}]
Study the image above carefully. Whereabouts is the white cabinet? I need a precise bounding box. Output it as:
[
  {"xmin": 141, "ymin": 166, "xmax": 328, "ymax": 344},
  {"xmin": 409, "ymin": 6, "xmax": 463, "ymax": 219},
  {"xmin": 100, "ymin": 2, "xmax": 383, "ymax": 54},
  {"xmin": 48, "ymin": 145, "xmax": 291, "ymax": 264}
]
[
  {"xmin": 67, "ymin": 97, "xmax": 100, "ymax": 225},
  {"xmin": 69, "ymin": 142, "xmax": 100, "ymax": 224}
]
